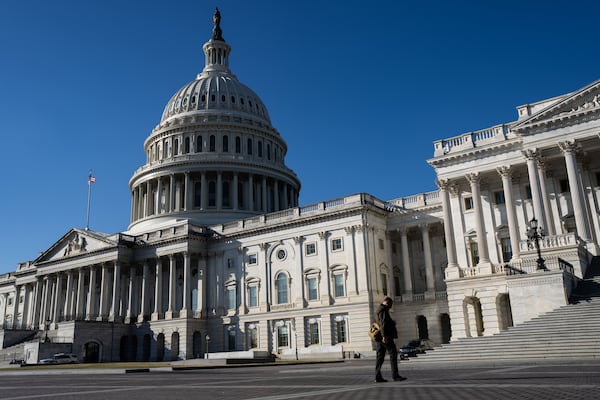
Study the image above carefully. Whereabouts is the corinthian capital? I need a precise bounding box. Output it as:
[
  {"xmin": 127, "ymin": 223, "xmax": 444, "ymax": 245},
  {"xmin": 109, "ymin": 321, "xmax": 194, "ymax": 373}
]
[
  {"xmin": 522, "ymin": 149, "xmax": 539, "ymax": 161},
  {"xmin": 558, "ymin": 140, "xmax": 579, "ymax": 155},
  {"xmin": 496, "ymin": 165, "xmax": 512, "ymax": 178},
  {"xmin": 465, "ymin": 172, "xmax": 480, "ymax": 185}
]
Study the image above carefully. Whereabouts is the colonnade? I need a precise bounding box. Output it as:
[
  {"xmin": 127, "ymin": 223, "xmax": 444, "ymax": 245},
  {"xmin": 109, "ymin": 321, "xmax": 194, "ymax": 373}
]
[
  {"xmin": 394, "ymin": 223, "xmax": 440, "ymax": 297},
  {"xmin": 437, "ymin": 140, "xmax": 594, "ymax": 277},
  {"xmin": 5, "ymin": 252, "xmax": 207, "ymax": 331},
  {"xmin": 131, "ymin": 171, "xmax": 298, "ymax": 222}
]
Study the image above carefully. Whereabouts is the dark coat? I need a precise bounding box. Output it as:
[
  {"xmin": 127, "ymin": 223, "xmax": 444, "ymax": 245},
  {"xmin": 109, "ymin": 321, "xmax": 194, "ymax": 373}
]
[{"xmin": 376, "ymin": 303, "xmax": 398, "ymax": 339}]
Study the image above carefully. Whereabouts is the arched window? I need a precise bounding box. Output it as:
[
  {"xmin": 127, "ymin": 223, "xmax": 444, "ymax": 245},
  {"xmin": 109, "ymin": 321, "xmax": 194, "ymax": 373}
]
[
  {"xmin": 196, "ymin": 135, "xmax": 203, "ymax": 152},
  {"xmin": 247, "ymin": 138, "xmax": 253, "ymax": 155},
  {"xmin": 235, "ymin": 137, "xmax": 241, "ymax": 153},
  {"xmin": 209, "ymin": 135, "xmax": 216, "ymax": 152},
  {"xmin": 266, "ymin": 143, "xmax": 271, "ymax": 160},
  {"xmin": 184, "ymin": 137, "xmax": 190, "ymax": 154},
  {"xmin": 194, "ymin": 182, "xmax": 202, "ymax": 208},
  {"xmin": 258, "ymin": 140, "xmax": 263, "ymax": 158},
  {"xmin": 173, "ymin": 138, "xmax": 179, "ymax": 156},
  {"xmin": 276, "ymin": 273, "xmax": 289, "ymax": 304},
  {"xmin": 222, "ymin": 135, "xmax": 229, "ymax": 152},
  {"xmin": 171, "ymin": 332, "xmax": 180, "ymax": 361}
]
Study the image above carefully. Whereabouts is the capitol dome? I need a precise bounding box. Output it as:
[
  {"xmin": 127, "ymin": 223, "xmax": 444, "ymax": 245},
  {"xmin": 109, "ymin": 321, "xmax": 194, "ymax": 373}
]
[{"xmin": 128, "ymin": 8, "xmax": 301, "ymax": 232}]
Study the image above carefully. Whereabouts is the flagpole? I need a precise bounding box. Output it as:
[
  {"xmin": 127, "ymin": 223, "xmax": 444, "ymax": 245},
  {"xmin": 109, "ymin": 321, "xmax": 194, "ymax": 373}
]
[{"xmin": 86, "ymin": 170, "xmax": 94, "ymax": 230}]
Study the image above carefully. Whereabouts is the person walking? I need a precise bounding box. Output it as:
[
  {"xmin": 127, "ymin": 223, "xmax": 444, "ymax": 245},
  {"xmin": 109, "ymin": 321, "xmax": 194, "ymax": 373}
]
[{"xmin": 374, "ymin": 296, "xmax": 406, "ymax": 382}]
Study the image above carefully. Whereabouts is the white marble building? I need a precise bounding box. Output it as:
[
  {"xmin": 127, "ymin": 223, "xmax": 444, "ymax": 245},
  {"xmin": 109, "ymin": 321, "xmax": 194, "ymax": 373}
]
[{"xmin": 1, "ymin": 10, "xmax": 598, "ymax": 362}]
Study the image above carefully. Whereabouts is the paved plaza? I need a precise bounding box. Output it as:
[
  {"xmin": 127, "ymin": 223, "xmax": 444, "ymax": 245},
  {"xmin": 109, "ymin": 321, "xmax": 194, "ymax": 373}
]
[{"xmin": 0, "ymin": 359, "xmax": 599, "ymax": 399}]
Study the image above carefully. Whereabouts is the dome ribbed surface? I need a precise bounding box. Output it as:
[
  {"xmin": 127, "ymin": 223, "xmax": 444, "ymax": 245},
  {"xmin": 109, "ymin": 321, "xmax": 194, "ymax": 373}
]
[{"xmin": 160, "ymin": 73, "xmax": 271, "ymax": 124}]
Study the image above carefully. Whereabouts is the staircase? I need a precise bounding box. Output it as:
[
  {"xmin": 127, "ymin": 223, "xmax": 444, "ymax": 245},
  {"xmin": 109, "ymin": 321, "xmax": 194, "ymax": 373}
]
[{"xmin": 410, "ymin": 259, "xmax": 600, "ymax": 364}]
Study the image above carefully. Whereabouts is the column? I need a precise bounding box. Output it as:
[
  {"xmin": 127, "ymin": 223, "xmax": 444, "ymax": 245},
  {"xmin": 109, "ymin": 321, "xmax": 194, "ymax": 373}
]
[
  {"xmin": 274, "ymin": 180, "xmax": 280, "ymax": 211},
  {"xmin": 292, "ymin": 237, "xmax": 305, "ymax": 304},
  {"xmin": 282, "ymin": 183, "xmax": 289, "ymax": 209},
  {"xmin": 248, "ymin": 174, "xmax": 254, "ymax": 211},
  {"xmin": 184, "ymin": 172, "xmax": 190, "ymax": 211},
  {"xmin": 15, "ymin": 285, "xmax": 23, "ymax": 328},
  {"xmin": 152, "ymin": 258, "xmax": 163, "ymax": 321},
  {"xmin": 63, "ymin": 272, "xmax": 73, "ymax": 321},
  {"xmin": 132, "ymin": 188, "xmax": 139, "ymax": 221},
  {"xmin": 156, "ymin": 177, "xmax": 163, "ymax": 214},
  {"xmin": 125, "ymin": 266, "xmax": 135, "ymax": 323},
  {"xmin": 137, "ymin": 186, "xmax": 144, "ymax": 220},
  {"xmin": 109, "ymin": 262, "xmax": 122, "ymax": 322},
  {"xmin": 497, "ymin": 166, "xmax": 521, "ymax": 261},
  {"xmin": 1, "ymin": 293, "xmax": 7, "ymax": 329},
  {"xmin": 196, "ymin": 256, "xmax": 207, "ymax": 317},
  {"xmin": 466, "ymin": 173, "xmax": 491, "ymax": 272},
  {"xmin": 138, "ymin": 260, "xmax": 150, "ymax": 322},
  {"xmin": 233, "ymin": 173, "xmax": 239, "ymax": 210},
  {"xmin": 97, "ymin": 263, "xmax": 110, "ymax": 321},
  {"xmin": 261, "ymin": 176, "xmax": 267, "ymax": 212},
  {"xmin": 200, "ymin": 173, "xmax": 207, "ymax": 210},
  {"xmin": 146, "ymin": 181, "xmax": 152, "ymax": 216},
  {"xmin": 180, "ymin": 252, "xmax": 191, "ymax": 318},
  {"xmin": 75, "ymin": 268, "xmax": 85, "ymax": 320},
  {"xmin": 169, "ymin": 174, "xmax": 175, "ymax": 212},
  {"xmin": 400, "ymin": 228, "xmax": 413, "ymax": 295},
  {"xmin": 523, "ymin": 150, "xmax": 546, "ymax": 228},
  {"xmin": 31, "ymin": 278, "xmax": 43, "ymax": 329},
  {"xmin": 20, "ymin": 284, "xmax": 30, "ymax": 329},
  {"xmin": 51, "ymin": 275, "xmax": 63, "ymax": 325},
  {"xmin": 559, "ymin": 141, "xmax": 591, "ymax": 241},
  {"xmin": 217, "ymin": 172, "xmax": 223, "ymax": 210},
  {"xmin": 437, "ymin": 180, "xmax": 459, "ymax": 278},
  {"xmin": 420, "ymin": 224, "xmax": 435, "ymax": 294},
  {"xmin": 86, "ymin": 266, "xmax": 97, "ymax": 320},
  {"xmin": 166, "ymin": 254, "xmax": 176, "ymax": 319},
  {"xmin": 537, "ymin": 160, "xmax": 556, "ymax": 235}
]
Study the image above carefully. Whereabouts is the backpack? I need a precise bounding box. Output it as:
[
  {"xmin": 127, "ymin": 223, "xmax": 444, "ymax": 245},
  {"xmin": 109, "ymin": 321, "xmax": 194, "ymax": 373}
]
[{"xmin": 368, "ymin": 322, "xmax": 382, "ymax": 341}]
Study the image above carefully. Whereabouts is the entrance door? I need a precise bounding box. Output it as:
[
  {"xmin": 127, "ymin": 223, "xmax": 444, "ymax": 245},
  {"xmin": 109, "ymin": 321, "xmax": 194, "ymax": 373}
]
[{"xmin": 84, "ymin": 342, "xmax": 100, "ymax": 363}]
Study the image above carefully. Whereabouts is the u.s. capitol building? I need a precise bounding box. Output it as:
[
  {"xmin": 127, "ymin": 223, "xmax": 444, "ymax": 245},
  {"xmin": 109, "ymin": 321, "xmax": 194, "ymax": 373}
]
[{"xmin": 1, "ymin": 9, "xmax": 599, "ymax": 363}]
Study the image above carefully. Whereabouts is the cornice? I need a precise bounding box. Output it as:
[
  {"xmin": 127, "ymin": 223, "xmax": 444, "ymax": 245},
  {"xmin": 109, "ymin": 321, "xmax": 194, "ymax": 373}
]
[{"xmin": 428, "ymin": 138, "xmax": 522, "ymax": 168}]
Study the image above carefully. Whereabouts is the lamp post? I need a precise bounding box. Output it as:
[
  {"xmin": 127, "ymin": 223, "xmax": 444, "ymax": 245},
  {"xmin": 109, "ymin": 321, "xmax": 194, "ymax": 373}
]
[
  {"xmin": 526, "ymin": 217, "xmax": 547, "ymax": 271},
  {"xmin": 205, "ymin": 334, "xmax": 210, "ymax": 359},
  {"xmin": 44, "ymin": 318, "xmax": 51, "ymax": 343}
]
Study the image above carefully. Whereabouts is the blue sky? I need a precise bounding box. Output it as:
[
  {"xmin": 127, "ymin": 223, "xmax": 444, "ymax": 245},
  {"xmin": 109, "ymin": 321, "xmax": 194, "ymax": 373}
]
[{"xmin": 1, "ymin": 0, "xmax": 599, "ymax": 273}]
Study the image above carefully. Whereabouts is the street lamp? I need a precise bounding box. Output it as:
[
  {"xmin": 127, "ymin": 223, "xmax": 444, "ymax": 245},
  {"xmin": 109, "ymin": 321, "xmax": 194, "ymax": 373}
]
[
  {"xmin": 44, "ymin": 318, "xmax": 51, "ymax": 343},
  {"xmin": 205, "ymin": 334, "xmax": 210, "ymax": 359},
  {"xmin": 526, "ymin": 217, "xmax": 547, "ymax": 271}
]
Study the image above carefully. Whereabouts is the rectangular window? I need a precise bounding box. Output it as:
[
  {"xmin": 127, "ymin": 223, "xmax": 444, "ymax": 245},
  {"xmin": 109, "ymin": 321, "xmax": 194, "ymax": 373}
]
[
  {"xmin": 494, "ymin": 191, "xmax": 505, "ymax": 204},
  {"xmin": 331, "ymin": 238, "xmax": 343, "ymax": 251},
  {"xmin": 336, "ymin": 320, "xmax": 347, "ymax": 343},
  {"xmin": 334, "ymin": 274, "xmax": 345, "ymax": 297},
  {"xmin": 524, "ymin": 185, "xmax": 532, "ymax": 199},
  {"xmin": 394, "ymin": 276, "xmax": 401, "ymax": 297},
  {"xmin": 277, "ymin": 326, "xmax": 289, "ymax": 347},
  {"xmin": 227, "ymin": 288, "xmax": 236, "ymax": 310},
  {"xmin": 249, "ymin": 328, "xmax": 258, "ymax": 348},
  {"xmin": 464, "ymin": 196, "xmax": 473, "ymax": 210},
  {"xmin": 380, "ymin": 273, "xmax": 388, "ymax": 296},
  {"xmin": 305, "ymin": 242, "xmax": 316, "ymax": 256},
  {"xmin": 307, "ymin": 277, "xmax": 318, "ymax": 301},
  {"xmin": 559, "ymin": 179, "xmax": 570, "ymax": 193},
  {"xmin": 501, "ymin": 238, "xmax": 512, "ymax": 263},
  {"xmin": 228, "ymin": 329, "xmax": 236, "ymax": 350},
  {"xmin": 378, "ymin": 239, "xmax": 384, "ymax": 250},
  {"xmin": 392, "ymin": 242, "xmax": 397, "ymax": 254},
  {"xmin": 309, "ymin": 322, "xmax": 319, "ymax": 345},
  {"xmin": 470, "ymin": 243, "xmax": 479, "ymax": 266},
  {"xmin": 248, "ymin": 286, "xmax": 258, "ymax": 307},
  {"xmin": 248, "ymin": 253, "xmax": 257, "ymax": 265}
]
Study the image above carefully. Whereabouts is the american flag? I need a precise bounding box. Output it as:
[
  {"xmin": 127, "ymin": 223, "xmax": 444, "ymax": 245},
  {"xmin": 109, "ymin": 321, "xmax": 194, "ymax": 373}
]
[{"xmin": 88, "ymin": 173, "xmax": 96, "ymax": 184}]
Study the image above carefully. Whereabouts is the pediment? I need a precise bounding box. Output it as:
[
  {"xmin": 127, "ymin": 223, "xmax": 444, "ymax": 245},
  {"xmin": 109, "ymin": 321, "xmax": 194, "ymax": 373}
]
[
  {"xmin": 34, "ymin": 228, "xmax": 116, "ymax": 263},
  {"xmin": 513, "ymin": 79, "xmax": 600, "ymax": 134}
]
